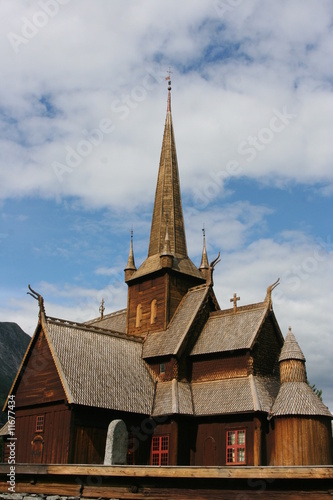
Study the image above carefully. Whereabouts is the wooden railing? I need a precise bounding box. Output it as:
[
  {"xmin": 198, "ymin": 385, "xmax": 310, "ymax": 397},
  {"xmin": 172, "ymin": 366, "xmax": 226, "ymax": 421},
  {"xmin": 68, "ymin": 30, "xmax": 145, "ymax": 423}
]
[{"xmin": 1, "ymin": 464, "xmax": 332, "ymax": 499}]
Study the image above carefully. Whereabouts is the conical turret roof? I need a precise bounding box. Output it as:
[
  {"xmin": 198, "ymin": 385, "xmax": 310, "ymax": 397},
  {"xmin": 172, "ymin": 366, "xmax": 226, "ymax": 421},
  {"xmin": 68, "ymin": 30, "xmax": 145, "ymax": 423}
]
[{"xmin": 279, "ymin": 327, "xmax": 305, "ymax": 362}]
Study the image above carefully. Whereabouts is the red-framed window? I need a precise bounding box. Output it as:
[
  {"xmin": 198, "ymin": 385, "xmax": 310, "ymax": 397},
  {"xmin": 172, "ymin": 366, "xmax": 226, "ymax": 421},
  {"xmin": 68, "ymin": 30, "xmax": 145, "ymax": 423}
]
[
  {"xmin": 35, "ymin": 415, "xmax": 44, "ymax": 433},
  {"xmin": 226, "ymin": 429, "xmax": 246, "ymax": 464},
  {"xmin": 151, "ymin": 435, "xmax": 169, "ymax": 466}
]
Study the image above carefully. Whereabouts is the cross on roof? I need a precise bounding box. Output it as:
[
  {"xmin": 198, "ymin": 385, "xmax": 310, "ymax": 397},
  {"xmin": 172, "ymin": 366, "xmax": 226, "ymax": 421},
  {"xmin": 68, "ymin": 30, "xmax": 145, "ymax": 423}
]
[{"xmin": 230, "ymin": 293, "xmax": 240, "ymax": 311}]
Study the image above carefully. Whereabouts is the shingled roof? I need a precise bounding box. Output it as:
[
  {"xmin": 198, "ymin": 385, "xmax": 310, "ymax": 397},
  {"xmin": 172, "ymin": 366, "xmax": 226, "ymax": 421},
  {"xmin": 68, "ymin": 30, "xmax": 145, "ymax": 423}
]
[
  {"xmin": 152, "ymin": 380, "xmax": 194, "ymax": 416},
  {"xmin": 143, "ymin": 285, "xmax": 212, "ymax": 359},
  {"xmin": 191, "ymin": 375, "xmax": 280, "ymax": 416},
  {"xmin": 271, "ymin": 382, "xmax": 332, "ymax": 417},
  {"xmin": 190, "ymin": 301, "xmax": 271, "ymax": 356},
  {"xmin": 279, "ymin": 327, "xmax": 305, "ymax": 362},
  {"xmin": 44, "ymin": 318, "xmax": 155, "ymax": 414},
  {"xmin": 86, "ymin": 308, "xmax": 127, "ymax": 333}
]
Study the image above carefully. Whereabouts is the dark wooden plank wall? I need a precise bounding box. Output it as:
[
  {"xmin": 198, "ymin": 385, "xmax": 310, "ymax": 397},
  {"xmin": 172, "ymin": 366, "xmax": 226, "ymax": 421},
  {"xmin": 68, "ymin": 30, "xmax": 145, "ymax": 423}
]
[
  {"xmin": 191, "ymin": 353, "xmax": 250, "ymax": 382},
  {"xmin": 15, "ymin": 404, "xmax": 71, "ymax": 463},
  {"xmin": 191, "ymin": 417, "xmax": 256, "ymax": 466},
  {"xmin": 15, "ymin": 328, "xmax": 67, "ymax": 407},
  {"xmin": 127, "ymin": 275, "xmax": 167, "ymax": 335},
  {"xmin": 251, "ymin": 314, "xmax": 282, "ymax": 376},
  {"xmin": 153, "ymin": 420, "xmax": 178, "ymax": 465},
  {"xmin": 127, "ymin": 271, "xmax": 203, "ymax": 336}
]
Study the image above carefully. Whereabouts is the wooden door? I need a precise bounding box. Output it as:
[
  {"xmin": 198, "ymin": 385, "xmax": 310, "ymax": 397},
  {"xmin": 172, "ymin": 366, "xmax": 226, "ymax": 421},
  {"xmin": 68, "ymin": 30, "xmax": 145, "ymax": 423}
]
[
  {"xmin": 31, "ymin": 436, "xmax": 43, "ymax": 463},
  {"xmin": 203, "ymin": 436, "xmax": 216, "ymax": 466}
]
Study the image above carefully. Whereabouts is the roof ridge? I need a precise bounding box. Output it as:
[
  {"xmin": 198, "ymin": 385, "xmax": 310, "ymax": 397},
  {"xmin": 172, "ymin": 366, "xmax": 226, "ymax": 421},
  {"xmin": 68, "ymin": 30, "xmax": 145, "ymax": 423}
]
[
  {"xmin": 85, "ymin": 308, "xmax": 127, "ymax": 324},
  {"xmin": 210, "ymin": 301, "xmax": 267, "ymax": 317},
  {"xmin": 46, "ymin": 316, "xmax": 143, "ymax": 343},
  {"xmin": 167, "ymin": 284, "xmax": 208, "ymax": 333}
]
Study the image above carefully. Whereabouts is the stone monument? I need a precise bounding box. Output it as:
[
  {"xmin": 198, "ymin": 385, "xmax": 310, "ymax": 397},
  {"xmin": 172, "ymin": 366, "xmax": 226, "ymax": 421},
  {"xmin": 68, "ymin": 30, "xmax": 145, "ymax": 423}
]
[{"xmin": 104, "ymin": 419, "xmax": 128, "ymax": 465}]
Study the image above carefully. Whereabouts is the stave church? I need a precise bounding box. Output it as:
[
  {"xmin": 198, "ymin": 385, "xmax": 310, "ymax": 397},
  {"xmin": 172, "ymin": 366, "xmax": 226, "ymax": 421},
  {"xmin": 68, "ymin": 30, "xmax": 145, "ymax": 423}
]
[{"xmin": 2, "ymin": 80, "xmax": 332, "ymax": 466}]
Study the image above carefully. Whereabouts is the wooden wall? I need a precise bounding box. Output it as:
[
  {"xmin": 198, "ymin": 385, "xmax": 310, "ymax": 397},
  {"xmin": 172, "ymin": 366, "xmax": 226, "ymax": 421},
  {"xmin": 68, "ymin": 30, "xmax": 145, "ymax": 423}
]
[
  {"xmin": 251, "ymin": 315, "xmax": 282, "ymax": 377},
  {"xmin": 126, "ymin": 271, "xmax": 203, "ymax": 336},
  {"xmin": 191, "ymin": 416, "xmax": 256, "ymax": 466},
  {"xmin": 267, "ymin": 416, "xmax": 333, "ymax": 465},
  {"xmin": 127, "ymin": 274, "xmax": 167, "ymax": 335},
  {"xmin": 152, "ymin": 420, "xmax": 178, "ymax": 465},
  {"xmin": 191, "ymin": 353, "xmax": 250, "ymax": 382},
  {"xmin": 15, "ymin": 403, "xmax": 71, "ymax": 464},
  {"xmin": 15, "ymin": 328, "xmax": 67, "ymax": 408}
]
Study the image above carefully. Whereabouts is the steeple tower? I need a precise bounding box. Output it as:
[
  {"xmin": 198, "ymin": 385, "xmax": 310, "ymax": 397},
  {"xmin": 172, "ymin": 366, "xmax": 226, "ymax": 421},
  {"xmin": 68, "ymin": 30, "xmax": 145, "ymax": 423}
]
[
  {"xmin": 148, "ymin": 78, "xmax": 187, "ymax": 259},
  {"xmin": 125, "ymin": 79, "xmax": 205, "ymax": 336}
]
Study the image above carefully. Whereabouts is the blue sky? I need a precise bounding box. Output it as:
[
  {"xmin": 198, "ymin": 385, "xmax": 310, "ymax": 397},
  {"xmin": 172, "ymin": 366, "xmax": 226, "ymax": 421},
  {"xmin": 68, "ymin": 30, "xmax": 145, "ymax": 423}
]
[{"xmin": 0, "ymin": 0, "xmax": 332, "ymax": 411}]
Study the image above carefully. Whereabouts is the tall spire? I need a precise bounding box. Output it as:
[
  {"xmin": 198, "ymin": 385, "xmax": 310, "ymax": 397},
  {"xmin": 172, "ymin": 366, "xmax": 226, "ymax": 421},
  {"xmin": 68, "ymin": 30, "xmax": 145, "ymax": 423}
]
[{"xmin": 148, "ymin": 76, "xmax": 188, "ymax": 258}]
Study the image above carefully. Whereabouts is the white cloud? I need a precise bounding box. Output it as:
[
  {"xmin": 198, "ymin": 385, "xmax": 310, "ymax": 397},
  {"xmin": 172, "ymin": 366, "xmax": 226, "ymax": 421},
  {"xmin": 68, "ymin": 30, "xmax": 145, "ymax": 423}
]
[
  {"xmin": 0, "ymin": 0, "xmax": 332, "ymax": 208},
  {"xmin": 0, "ymin": 0, "xmax": 332, "ymax": 413}
]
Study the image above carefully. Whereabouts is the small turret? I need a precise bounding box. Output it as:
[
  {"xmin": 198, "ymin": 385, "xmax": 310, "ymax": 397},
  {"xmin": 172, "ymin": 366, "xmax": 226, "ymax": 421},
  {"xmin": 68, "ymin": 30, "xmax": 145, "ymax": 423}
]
[
  {"xmin": 124, "ymin": 230, "xmax": 137, "ymax": 282},
  {"xmin": 279, "ymin": 326, "xmax": 307, "ymax": 383},
  {"xmin": 199, "ymin": 227, "xmax": 209, "ymax": 281}
]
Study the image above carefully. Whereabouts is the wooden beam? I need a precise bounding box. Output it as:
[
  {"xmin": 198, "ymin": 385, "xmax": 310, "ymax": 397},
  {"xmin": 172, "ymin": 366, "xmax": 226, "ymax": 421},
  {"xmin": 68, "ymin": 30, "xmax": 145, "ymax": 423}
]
[{"xmin": 1, "ymin": 464, "xmax": 332, "ymax": 479}]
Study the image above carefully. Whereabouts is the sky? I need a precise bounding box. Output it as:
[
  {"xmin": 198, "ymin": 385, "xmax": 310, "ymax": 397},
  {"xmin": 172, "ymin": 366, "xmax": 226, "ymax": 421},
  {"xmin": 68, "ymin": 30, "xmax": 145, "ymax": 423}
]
[{"xmin": 0, "ymin": 0, "xmax": 332, "ymax": 411}]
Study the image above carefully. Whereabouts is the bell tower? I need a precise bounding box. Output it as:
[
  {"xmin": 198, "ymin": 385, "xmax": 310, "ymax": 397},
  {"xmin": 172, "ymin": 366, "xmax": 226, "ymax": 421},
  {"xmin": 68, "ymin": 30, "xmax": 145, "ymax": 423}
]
[{"xmin": 125, "ymin": 79, "xmax": 205, "ymax": 336}]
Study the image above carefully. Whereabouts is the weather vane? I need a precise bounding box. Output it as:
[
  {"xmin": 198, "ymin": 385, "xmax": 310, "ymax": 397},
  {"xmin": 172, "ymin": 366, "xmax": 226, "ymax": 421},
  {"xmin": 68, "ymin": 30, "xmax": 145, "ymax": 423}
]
[{"xmin": 165, "ymin": 67, "xmax": 172, "ymax": 90}]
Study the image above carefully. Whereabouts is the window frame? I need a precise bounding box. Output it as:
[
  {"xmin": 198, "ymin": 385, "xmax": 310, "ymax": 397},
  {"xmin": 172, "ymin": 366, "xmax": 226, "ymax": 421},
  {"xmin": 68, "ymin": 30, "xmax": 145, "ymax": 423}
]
[
  {"xmin": 226, "ymin": 429, "xmax": 246, "ymax": 465},
  {"xmin": 35, "ymin": 415, "xmax": 44, "ymax": 433},
  {"xmin": 151, "ymin": 434, "xmax": 169, "ymax": 466}
]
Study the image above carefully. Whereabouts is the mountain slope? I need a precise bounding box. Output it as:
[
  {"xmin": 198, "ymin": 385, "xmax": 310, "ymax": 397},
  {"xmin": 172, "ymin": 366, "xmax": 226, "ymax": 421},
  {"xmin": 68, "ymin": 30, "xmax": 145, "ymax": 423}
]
[{"xmin": 0, "ymin": 322, "xmax": 31, "ymax": 423}]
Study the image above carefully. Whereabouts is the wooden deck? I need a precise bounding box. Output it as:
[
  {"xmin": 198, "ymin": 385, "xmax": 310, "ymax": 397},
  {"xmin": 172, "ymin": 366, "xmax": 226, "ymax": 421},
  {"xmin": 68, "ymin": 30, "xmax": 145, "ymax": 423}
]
[{"xmin": 1, "ymin": 464, "xmax": 333, "ymax": 499}]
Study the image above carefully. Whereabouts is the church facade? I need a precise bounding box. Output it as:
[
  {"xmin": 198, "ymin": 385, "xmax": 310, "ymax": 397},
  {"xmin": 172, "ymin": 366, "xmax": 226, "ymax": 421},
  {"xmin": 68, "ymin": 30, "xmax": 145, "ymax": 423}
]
[{"xmin": 2, "ymin": 82, "xmax": 332, "ymax": 466}]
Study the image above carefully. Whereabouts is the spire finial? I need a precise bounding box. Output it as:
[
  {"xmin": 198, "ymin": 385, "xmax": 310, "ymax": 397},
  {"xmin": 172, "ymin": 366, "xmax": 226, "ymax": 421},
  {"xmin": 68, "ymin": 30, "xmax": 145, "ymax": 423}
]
[
  {"xmin": 165, "ymin": 68, "xmax": 172, "ymax": 112},
  {"xmin": 99, "ymin": 298, "xmax": 105, "ymax": 319}
]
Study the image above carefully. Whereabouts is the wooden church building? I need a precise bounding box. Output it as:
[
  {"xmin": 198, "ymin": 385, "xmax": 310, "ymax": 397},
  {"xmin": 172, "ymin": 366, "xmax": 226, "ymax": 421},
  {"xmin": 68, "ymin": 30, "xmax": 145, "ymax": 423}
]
[{"xmin": 2, "ymin": 81, "xmax": 332, "ymax": 467}]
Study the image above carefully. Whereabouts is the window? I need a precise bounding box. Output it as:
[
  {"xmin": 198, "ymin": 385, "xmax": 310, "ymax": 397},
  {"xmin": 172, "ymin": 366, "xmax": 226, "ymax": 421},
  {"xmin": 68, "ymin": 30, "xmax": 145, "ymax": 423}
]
[
  {"xmin": 226, "ymin": 429, "xmax": 246, "ymax": 464},
  {"xmin": 159, "ymin": 363, "xmax": 165, "ymax": 374},
  {"xmin": 35, "ymin": 415, "xmax": 44, "ymax": 433},
  {"xmin": 151, "ymin": 435, "xmax": 169, "ymax": 466},
  {"xmin": 150, "ymin": 299, "xmax": 157, "ymax": 324},
  {"xmin": 136, "ymin": 304, "xmax": 142, "ymax": 328}
]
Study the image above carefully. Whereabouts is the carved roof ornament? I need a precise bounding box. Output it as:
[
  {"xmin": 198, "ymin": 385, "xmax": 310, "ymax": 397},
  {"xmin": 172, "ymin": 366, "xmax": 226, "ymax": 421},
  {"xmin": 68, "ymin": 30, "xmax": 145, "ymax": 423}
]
[
  {"xmin": 206, "ymin": 252, "xmax": 221, "ymax": 287},
  {"xmin": 27, "ymin": 284, "xmax": 46, "ymax": 318},
  {"xmin": 99, "ymin": 298, "xmax": 105, "ymax": 320},
  {"xmin": 230, "ymin": 292, "xmax": 240, "ymax": 312},
  {"xmin": 265, "ymin": 277, "xmax": 280, "ymax": 309}
]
